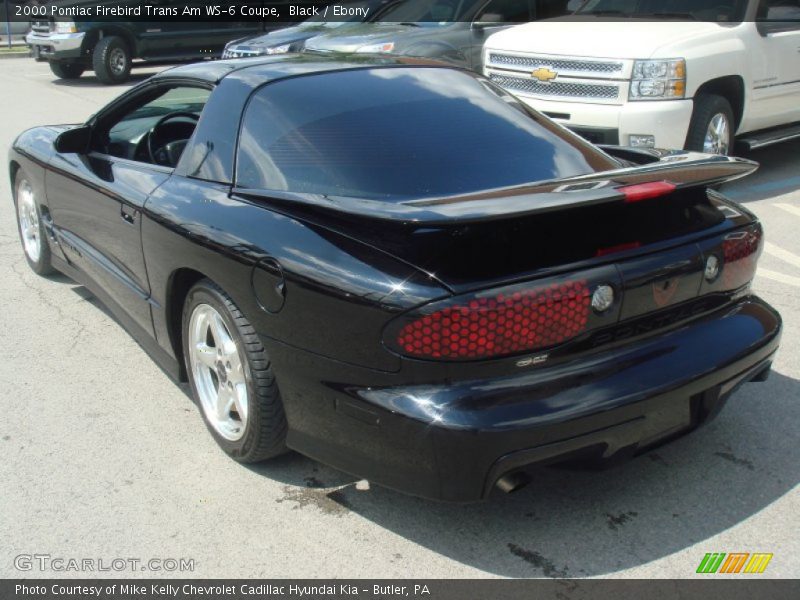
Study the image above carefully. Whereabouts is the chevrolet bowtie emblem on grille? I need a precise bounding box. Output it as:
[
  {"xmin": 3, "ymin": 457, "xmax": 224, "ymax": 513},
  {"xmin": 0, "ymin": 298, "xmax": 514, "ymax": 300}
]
[{"xmin": 531, "ymin": 67, "xmax": 558, "ymax": 82}]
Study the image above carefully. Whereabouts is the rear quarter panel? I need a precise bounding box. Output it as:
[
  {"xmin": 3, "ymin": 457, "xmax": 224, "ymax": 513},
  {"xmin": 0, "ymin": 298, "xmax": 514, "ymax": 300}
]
[{"xmin": 141, "ymin": 177, "xmax": 450, "ymax": 375}]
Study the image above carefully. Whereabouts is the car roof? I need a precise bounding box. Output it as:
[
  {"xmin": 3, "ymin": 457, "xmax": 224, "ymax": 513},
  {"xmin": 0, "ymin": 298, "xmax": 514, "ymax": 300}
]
[{"xmin": 153, "ymin": 53, "xmax": 454, "ymax": 86}]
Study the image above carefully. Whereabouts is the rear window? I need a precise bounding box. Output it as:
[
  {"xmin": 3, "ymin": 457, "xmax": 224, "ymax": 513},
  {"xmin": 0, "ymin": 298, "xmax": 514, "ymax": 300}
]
[{"xmin": 236, "ymin": 67, "xmax": 617, "ymax": 201}]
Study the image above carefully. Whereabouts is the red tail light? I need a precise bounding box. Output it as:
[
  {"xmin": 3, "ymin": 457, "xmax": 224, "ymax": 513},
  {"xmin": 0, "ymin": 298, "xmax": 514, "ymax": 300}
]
[
  {"xmin": 596, "ymin": 241, "xmax": 641, "ymax": 257},
  {"xmin": 620, "ymin": 181, "xmax": 676, "ymax": 203},
  {"xmin": 723, "ymin": 227, "xmax": 763, "ymax": 289},
  {"xmin": 394, "ymin": 280, "xmax": 591, "ymax": 360}
]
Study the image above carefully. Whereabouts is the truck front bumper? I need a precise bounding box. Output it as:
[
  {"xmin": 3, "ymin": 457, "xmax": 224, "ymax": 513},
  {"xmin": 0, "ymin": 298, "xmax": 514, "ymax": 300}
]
[
  {"xmin": 25, "ymin": 31, "xmax": 85, "ymax": 61},
  {"xmin": 514, "ymin": 95, "xmax": 694, "ymax": 151}
]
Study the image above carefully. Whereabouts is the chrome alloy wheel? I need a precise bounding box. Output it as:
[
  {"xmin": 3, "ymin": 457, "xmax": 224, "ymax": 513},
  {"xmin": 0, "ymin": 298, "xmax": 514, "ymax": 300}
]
[
  {"xmin": 703, "ymin": 112, "xmax": 731, "ymax": 155},
  {"xmin": 109, "ymin": 47, "xmax": 127, "ymax": 76},
  {"xmin": 188, "ymin": 304, "xmax": 249, "ymax": 441},
  {"xmin": 16, "ymin": 179, "xmax": 42, "ymax": 263}
]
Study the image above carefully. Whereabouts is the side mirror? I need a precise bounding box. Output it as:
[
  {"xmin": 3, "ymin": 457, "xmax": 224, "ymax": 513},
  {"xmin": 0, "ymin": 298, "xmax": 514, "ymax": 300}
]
[
  {"xmin": 54, "ymin": 125, "xmax": 92, "ymax": 154},
  {"xmin": 474, "ymin": 13, "xmax": 504, "ymax": 27}
]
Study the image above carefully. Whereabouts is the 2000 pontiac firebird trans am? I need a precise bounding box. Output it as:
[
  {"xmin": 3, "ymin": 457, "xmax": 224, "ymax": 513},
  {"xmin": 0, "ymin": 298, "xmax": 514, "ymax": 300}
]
[{"xmin": 9, "ymin": 55, "xmax": 781, "ymax": 501}]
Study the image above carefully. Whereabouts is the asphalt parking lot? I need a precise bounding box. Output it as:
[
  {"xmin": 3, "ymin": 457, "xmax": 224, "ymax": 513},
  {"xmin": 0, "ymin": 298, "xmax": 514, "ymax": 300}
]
[{"xmin": 1, "ymin": 59, "xmax": 798, "ymax": 579}]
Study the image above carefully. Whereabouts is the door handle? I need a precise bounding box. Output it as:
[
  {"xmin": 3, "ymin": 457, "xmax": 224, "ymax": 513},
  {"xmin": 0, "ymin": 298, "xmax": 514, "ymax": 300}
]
[{"xmin": 120, "ymin": 204, "xmax": 138, "ymax": 225}]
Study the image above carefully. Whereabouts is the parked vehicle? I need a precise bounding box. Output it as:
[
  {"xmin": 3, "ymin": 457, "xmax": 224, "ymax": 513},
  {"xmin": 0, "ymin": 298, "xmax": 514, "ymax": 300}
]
[
  {"xmin": 25, "ymin": 0, "xmax": 276, "ymax": 84},
  {"xmin": 483, "ymin": 0, "xmax": 800, "ymax": 153},
  {"xmin": 223, "ymin": 0, "xmax": 404, "ymax": 58},
  {"xmin": 304, "ymin": 0, "xmax": 573, "ymax": 70},
  {"xmin": 9, "ymin": 55, "xmax": 780, "ymax": 501}
]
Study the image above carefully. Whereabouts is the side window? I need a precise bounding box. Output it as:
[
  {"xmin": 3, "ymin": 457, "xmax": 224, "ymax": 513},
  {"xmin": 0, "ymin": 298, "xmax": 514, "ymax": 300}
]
[
  {"xmin": 757, "ymin": 0, "xmax": 800, "ymax": 20},
  {"xmin": 476, "ymin": 0, "xmax": 532, "ymax": 23},
  {"xmin": 96, "ymin": 86, "xmax": 211, "ymax": 167},
  {"xmin": 536, "ymin": 0, "xmax": 577, "ymax": 19}
]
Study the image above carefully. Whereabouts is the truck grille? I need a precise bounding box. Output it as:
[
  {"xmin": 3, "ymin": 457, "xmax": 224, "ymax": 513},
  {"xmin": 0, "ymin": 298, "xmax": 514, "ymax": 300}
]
[
  {"xmin": 488, "ymin": 73, "xmax": 620, "ymax": 100},
  {"xmin": 31, "ymin": 20, "xmax": 52, "ymax": 35},
  {"xmin": 488, "ymin": 53, "xmax": 624, "ymax": 75}
]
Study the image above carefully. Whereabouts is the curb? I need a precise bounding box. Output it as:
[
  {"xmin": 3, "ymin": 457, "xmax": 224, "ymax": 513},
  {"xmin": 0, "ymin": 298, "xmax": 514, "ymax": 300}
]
[{"xmin": 0, "ymin": 50, "xmax": 31, "ymax": 60}]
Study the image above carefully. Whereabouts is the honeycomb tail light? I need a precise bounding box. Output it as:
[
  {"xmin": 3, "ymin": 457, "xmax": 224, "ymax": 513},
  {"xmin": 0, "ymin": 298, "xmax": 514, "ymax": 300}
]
[
  {"xmin": 386, "ymin": 279, "xmax": 596, "ymax": 361},
  {"xmin": 722, "ymin": 226, "xmax": 763, "ymax": 290}
]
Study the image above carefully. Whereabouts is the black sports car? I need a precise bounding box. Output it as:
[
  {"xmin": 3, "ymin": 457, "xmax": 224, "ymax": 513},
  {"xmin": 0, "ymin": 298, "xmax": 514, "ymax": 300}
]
[{"xmin": 9, "ymin": 55, "xmax": 781, "ymax": 501}]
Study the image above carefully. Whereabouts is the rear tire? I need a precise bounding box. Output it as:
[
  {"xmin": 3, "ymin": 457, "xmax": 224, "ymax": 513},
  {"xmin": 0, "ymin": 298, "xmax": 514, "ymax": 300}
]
[
  {"xmin": 13, "ymin": 170, "xmax": 54, "ymax": 276},
  {"xmin": 685, "ymin": 94, "xmax": 734, "ymax": 155},
  {"xmin": 92, "ymin": 36, "xmax": 131, "ymax": 84},
  {"xmin": 182, "ymin": 279, "xmax": 288, "ymax": 462},
  {"xmin": 49, "ymin": 61, "xmax": 85, "ymax": 80}
]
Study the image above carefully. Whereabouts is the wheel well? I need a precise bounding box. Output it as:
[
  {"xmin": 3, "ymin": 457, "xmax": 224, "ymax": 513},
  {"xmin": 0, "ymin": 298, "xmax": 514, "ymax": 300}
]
[
  {"xmin": 695, "ymin": 76, "xmax": 745, "ymax": 130},
  {"xmin": 83, "ymin": 27, "xmax": 137, "ymax": 60},
  {"xmin": 9, "ymin": 161, "xmax": 20, "ymax": 195},
  {"xmin": 166, "ymin": 268, "xmax": 208, "ymax": 381}
]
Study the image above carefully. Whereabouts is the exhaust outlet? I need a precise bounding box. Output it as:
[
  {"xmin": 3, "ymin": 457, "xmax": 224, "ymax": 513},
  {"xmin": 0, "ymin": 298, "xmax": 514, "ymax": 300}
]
[{"xmin": 495, "ymin": 471, "xmax": 532, "ymax": 494}]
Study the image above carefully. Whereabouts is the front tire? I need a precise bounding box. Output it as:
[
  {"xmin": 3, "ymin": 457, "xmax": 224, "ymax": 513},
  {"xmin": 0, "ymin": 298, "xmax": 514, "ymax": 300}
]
[
  {"xmin": 13, "ymin": 171, "xmax": 54, "ymax": 276},
  {"xmin": 685, "ymin": 94, "xmax": 734, "ymax": 155},
  {"xmin": 182, "ymin": 279, "xmax": 287, "ymax": 462},
  {"xmin": 49, "ymin": 61, "xmax": 85, "ymax": 80},
  {"xmin": 92, "ymin": 36, "xmax": 131, "ymax": 84}
]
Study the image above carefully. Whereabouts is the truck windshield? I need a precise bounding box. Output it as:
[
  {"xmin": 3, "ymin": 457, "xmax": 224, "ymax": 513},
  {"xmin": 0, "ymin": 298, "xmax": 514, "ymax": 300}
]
[
  {"xmin": 376, "ymin": 0, "xmax": 473, "ymax": 25},
  {"xmin": 575, "ymin": 0, "xmax": 747, "ymax": 21},
  {"xmin": 304, "ymin": 0, "xmax": 375, "ymax": 23}
]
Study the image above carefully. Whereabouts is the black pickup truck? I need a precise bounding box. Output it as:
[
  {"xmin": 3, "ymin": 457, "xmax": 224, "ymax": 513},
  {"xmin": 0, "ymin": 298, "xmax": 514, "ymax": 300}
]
[{"xmin": 25, "ymin": 0, "xmax": 287, "ymax": 84}]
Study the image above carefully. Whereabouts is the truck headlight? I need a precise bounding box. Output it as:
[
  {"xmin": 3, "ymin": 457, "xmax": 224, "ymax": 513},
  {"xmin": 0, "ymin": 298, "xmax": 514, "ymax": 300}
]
[
  {"xmin": 355, "ymin": 42, "xmax": 395, "ymax": 54},
  {"xmin": 265, "ymin": 44, "xmax": 292, "ymax": 55},
  {"xmin": 629, "ymin": 58, "xmax": 685, "ymax": 101},
  {"xmin": 53, "ymin": 21, "xmax": 78, "ymax": 34}
]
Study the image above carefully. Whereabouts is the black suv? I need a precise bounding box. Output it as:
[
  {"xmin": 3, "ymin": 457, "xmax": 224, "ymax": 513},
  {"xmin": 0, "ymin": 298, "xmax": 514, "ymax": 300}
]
[{"xmin": 25, "ymin": 1, "xmax": 283, "ymax": 84}]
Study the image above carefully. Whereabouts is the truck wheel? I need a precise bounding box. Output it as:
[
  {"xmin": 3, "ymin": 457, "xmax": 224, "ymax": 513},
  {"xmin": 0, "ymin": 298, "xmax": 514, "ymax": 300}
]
[
  {"xmin": 49, "ymin": 61, "xmax": 85, "ymax": 80},
  {"xmin": 92, "ymin": 36, "xmax": 131, "ymax": 84},
  {"xmin": 685, "ymin": 94, "xmax": 734, "ymax": 155}
]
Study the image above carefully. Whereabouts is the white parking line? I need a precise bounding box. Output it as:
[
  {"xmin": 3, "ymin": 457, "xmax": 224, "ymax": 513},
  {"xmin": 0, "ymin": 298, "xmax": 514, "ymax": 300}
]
[
  {"xmin": 757, "ymin": 268, "xmax": 800, "ymax": 288},
  {"xmin": 774, "ymin": 203, "xmax": 800, "ymax": 219},
  {"xmin": 764, "ymin": 242, "xmax": 800, "ymax": 270}
]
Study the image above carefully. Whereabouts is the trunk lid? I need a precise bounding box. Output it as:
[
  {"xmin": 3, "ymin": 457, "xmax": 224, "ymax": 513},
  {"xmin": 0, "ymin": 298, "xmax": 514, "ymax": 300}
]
[
  {"xmin": 236, "ymin": 151, "xmax": 762, "ymax": 364},
  {"xmin": 236, "ymin": 152, "xmax": 757, "ymax": 291}
]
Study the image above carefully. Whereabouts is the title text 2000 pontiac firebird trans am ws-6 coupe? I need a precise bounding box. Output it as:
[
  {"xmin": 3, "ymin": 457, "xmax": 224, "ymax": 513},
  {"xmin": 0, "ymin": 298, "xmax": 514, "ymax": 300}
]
[{"xmin": 9, "ymin": 55, "xmax": 781, "ymax": 501}]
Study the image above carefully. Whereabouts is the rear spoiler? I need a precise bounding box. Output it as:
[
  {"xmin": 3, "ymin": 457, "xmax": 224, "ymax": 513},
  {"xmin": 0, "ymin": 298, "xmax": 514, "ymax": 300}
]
[{"xmin": 232, "ymin": 152, "xmax": 757, "ymax": 225}]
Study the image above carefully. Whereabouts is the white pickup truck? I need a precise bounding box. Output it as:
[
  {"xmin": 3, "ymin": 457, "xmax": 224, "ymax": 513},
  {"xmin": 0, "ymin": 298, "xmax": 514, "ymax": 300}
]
[{"xmin": 483, "ymin": 0, "xmax": 800, "ymax": 154}]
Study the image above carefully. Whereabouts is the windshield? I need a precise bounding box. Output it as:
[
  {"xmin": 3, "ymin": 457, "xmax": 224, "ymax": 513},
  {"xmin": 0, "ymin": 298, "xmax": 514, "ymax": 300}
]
[
  {"xmin": 575, "ymin": 0, "xmax": 747, "ymax": 21},
  {"xmin": 236, "ymin": 68, "xmax": 617, "ymax": 201},
  {"xmin": 304, "ymin": 0, "xmax": 377, "ymax": 26},
  {"xmin": 376, "ymin": 0, "xmax": 472, "ymax": 25}
]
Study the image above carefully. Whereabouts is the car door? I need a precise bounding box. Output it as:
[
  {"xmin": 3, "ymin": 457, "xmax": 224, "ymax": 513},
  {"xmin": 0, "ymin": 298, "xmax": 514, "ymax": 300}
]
[
  {"xmin": 139, "ymin": 0, "xmax": 262, "ymax": 59},
  {"xmin": 749, "ymin": 0, "xmax": 800, "ymax": 129},
  {"xmin": 46, "ymin": 83, "xmax": 211, "ymax": 336},
  {"xmin": 133, "ymin": 0, "xmax": 190, "ymax": 58}
]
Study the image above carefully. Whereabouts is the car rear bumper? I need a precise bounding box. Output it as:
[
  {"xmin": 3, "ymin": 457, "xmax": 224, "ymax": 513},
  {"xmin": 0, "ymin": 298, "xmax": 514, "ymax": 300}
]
[{"xmin": 265, "ymin": 294, "xmax": 781, "ymax": 502}]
